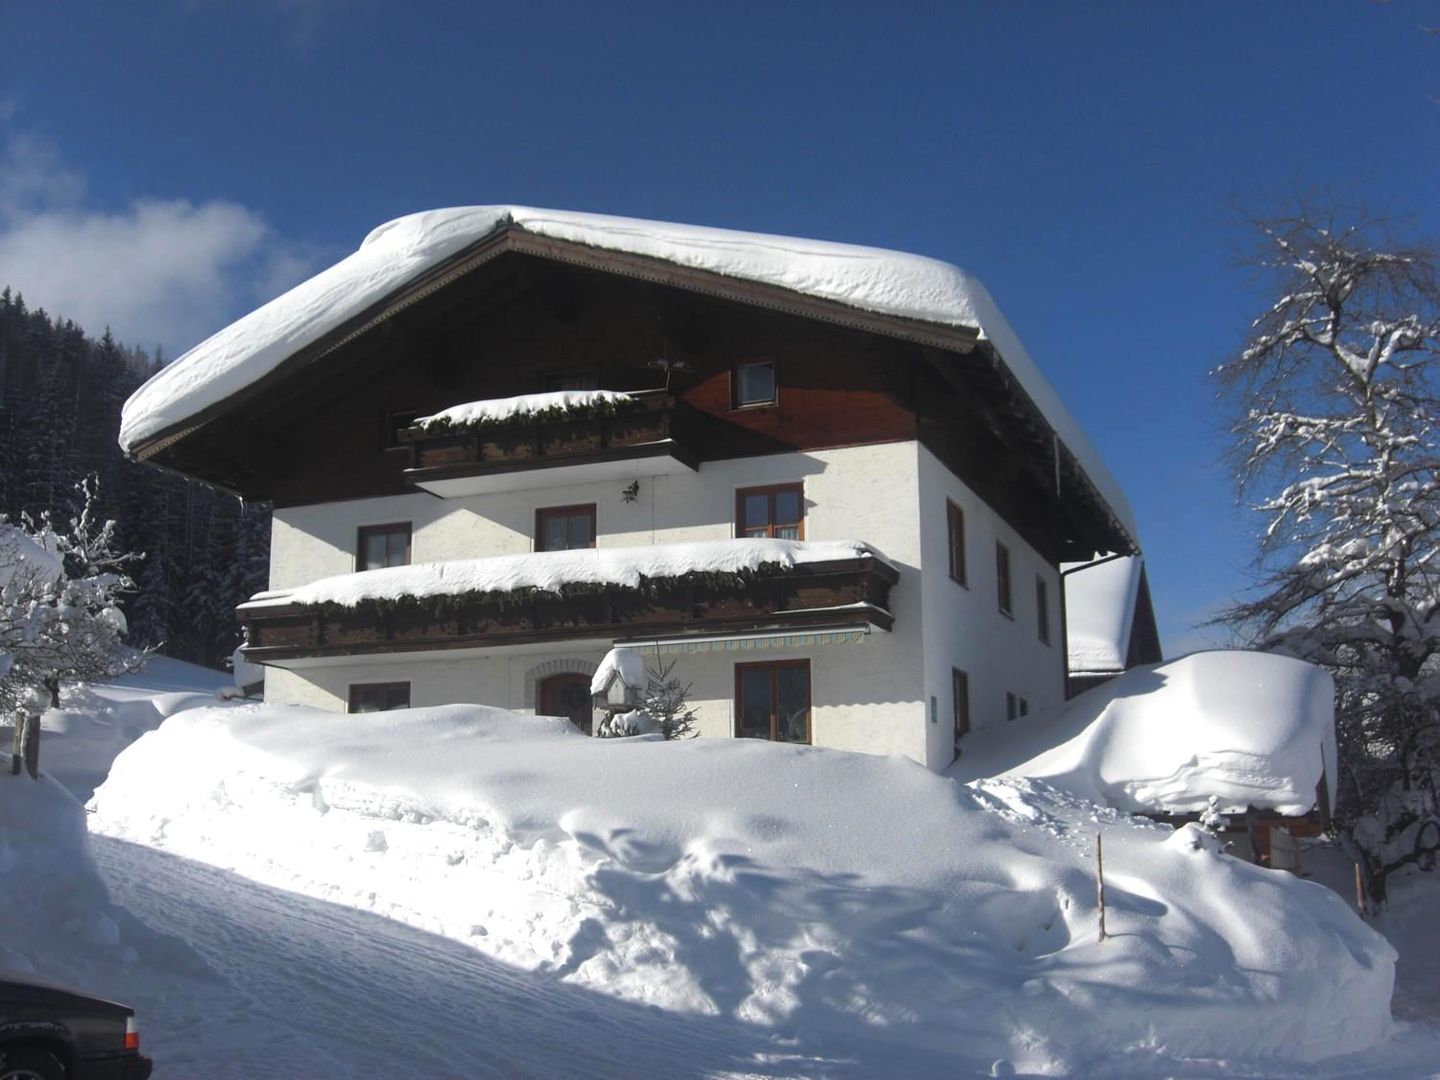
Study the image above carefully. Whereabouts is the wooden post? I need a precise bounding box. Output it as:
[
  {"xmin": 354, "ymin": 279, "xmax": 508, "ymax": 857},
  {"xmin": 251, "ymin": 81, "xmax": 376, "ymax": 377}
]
[
  {"xmin": 1096, "ymin": 831, "xmax": 1108, "ymax": 942},
  {"xmin": 19, "ymin": 714, "xmax": 39, "ymax": 780},
  {"xmin": 1354, "ymin": 862, "xmax": 1366, "ymax": 917}
]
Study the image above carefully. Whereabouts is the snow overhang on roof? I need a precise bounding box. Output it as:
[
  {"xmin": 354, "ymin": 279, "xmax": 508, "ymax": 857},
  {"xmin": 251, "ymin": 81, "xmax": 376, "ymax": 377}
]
[
  {"xmin": 1062, "ymin": 554, "xmax": 1143, "ymax": 674},
  {"xmin": 118, "ymin": 205, "xmax": 1138, "ymax": 544}
]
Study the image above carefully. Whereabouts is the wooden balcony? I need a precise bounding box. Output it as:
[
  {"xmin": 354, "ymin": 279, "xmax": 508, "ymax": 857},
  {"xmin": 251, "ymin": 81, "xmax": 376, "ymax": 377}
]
[
  {"xmin": 240, "ymin": 554, "xmax": 898, "ymax": 662},
  {"xmin": 398, "ymin": 389, "xmax": 698, "ymax": 497}
]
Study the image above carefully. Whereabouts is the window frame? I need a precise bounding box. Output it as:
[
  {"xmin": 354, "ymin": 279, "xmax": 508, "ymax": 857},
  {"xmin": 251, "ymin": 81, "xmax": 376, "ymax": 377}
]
[
  {"xmin": 356, "ymin": 522, "xmax": 412, "ymax": 572},
  {"xmin": 946, "ymin": 500, "xmax": 967, "ymax": 587},
  {"xmin": 347, "ymin": 681, "xmax": 411, "ymax": 713},
  {"xmin": 731, "ymin": 359, "xmax": 778, "ymax": 409},
  {"xmin": 381, "ymin": 407, "xmax": 423, "ymax": 452},
  {"xmin": 534, "ymin": 503, "xmax": 598, "ymax": 553},
  {"xmin": 733, "ymin": 659, "xmax": 812, "ymax": 744},
  {"xmin": 735, "ymin": 483, "xmax": 805, "ymax": 540},
  {"xmin": 543, "ymin": 369, "xmax": 600, "ymax": 392},
  {"xmin": 995, "ymin": 541, "xmax": 1013, "ymax": 616}
]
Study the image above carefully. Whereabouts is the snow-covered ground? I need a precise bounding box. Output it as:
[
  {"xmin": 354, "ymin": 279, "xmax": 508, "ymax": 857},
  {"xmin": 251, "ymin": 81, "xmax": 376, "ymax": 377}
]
[{"xmin": 4, "ymin": 662, "xmax": 1440, "ymax": 1077}]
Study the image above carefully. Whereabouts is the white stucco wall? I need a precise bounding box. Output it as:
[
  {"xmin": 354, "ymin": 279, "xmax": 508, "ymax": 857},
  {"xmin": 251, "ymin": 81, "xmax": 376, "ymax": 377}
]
[
  {"xmin": 915, "ymin": 445, "xmax": 1066, "ymax": 771},
  {"xmin": 262, "ymin": 443, "xmax": 931, "ymax": 763}
]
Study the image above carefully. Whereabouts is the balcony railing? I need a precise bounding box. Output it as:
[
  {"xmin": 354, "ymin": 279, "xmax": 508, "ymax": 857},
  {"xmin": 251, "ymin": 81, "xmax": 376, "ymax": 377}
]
[
  {"xmin": 398, "ymin": 389, "xmax": 696, "ymax": 496},
  {"xmin": 240, "ymin": 554, "xmax": 898, "ymax": 662}
]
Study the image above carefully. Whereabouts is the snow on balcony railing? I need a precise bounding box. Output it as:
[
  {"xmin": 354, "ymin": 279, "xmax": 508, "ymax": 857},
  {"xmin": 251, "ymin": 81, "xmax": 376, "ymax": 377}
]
[
  {"xmin": 411, "ymin": 390, "xmax": 640, "ymax": 435},
  {"xmin": 240, "ymin": 538, "xmax": 888, "ymax": 613}
]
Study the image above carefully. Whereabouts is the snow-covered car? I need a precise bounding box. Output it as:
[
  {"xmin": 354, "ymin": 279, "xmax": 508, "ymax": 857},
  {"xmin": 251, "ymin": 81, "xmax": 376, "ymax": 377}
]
[{"xmin": 0, "ymin": 976, "xmax": 152, "ymax": 1080}]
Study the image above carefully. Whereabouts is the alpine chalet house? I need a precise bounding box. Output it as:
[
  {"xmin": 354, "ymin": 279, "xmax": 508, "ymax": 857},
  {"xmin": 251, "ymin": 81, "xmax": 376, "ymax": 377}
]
[{"xmin": 119, "ymin": 207, "xmax": 1145, "ymax": 773}]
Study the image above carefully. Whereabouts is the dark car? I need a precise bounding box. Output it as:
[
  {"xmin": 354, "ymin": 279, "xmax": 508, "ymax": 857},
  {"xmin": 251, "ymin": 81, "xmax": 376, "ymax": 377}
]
[{"xmin": 0, "ymin": 976, "xmax": 152, "ymax": 1080}]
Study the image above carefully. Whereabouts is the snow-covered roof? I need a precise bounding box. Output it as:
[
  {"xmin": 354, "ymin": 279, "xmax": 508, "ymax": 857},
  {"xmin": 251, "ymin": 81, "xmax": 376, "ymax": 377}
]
[
  {"xmin": 955, "ymin": 651, "xmax": 1337, "ymax": 816},
  {"xmin": 590, "ymin": 646, "xmax": 647, "ymax": 696},
  {"xmin": 117, "ymin": 205, "xmax": 1137, "ymax": 543},
  {"xmin": 239, "ymin": 538, "xmax": 884, "ymax": 612},
  {"xmin": 416, "ymin": 389, "xmax": 636, "ymax": 431},
  {"xmin": 1062, "ymin": 555, "xmax": 1143, "ymax": 673}
]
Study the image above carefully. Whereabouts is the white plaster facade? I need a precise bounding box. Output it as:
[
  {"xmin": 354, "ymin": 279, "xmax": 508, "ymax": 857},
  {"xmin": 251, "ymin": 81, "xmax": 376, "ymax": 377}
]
[{"xmin": 261, "ymin": 440, "xmax": 1067, "ymax": 772}]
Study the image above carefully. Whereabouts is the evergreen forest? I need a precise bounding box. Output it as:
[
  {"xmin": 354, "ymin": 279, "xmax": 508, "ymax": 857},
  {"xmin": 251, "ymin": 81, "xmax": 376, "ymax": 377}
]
[{"xmin": 0, "ymin": 287, "xmax": 269, "ymax": 669}]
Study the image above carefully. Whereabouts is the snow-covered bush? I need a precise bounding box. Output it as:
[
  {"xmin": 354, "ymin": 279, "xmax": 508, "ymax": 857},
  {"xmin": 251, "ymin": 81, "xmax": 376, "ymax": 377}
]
[{"xmin": 0, "ymin": 478, "xmax": 143, "ymax": 776}]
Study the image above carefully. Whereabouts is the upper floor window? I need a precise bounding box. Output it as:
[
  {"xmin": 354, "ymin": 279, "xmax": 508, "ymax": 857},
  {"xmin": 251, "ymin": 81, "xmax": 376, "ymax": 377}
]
[
  {"xmin": 536, "ymin": 504, "xmax": 596, "ymax": 552},
  {"xmin": 996, "ymin": 542, "xmax": 1013, "ymax": 615},
  {"xmin": 348, "ymin": 681, "xmax": 410, "ymax": 713},
  {"xmin": 946, "ymin": 501, "xmax": 967, "ymax": 586},
  {"xmin": 732, "ymin": 360, "xmax": 777, "ymax": 408},
  {"xmin": 357, "ymin": 522, "xmax": 411, "ymax": 571},
  {"xmin": 382, "ymin": 408, "xmax": 422, "ymax": 451},
  {"xmin": 1036, "ymin": 575, "xmax": 1050, "ymax": 644},
  {"xmin": 545, "ymin": 370, "xmax": 599, "ymax": 392},
  {"xmin": 737, "ymin": 483, "xmax": 804, "ymax": 540}
]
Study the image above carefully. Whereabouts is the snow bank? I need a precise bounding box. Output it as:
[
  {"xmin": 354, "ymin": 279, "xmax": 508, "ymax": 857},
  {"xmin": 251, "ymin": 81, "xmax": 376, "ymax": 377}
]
[
  {"xmin": 90, "ymin": 701, "xmax": 1392, "ymax": 1071},
  {"xmin": 960, "ymin": 651, "xmax": 1337, "ymax": 816},
  {"xmin": 0, "ymin": 772, "xmax": 200, "ymax": 988},
  {"xmin": 240, "ymin": 537, "xmax": 882, "ymax": 611},
  {"xmin": 116, "ymin": 205, "xmax": 1136, "ymax": 543},
  {"xmin": 1063, "ymin": 554, "xmax": 1142, "ymax": 673},
  {"xmin": 415, "ymin": 389, "xmax": 637, "ymax": 431}
]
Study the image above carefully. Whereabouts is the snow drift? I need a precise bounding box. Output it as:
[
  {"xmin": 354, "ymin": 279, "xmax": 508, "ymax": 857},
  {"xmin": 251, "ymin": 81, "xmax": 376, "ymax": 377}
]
[
  {"xmin": 90, "ymin": 701, "xmax": 1391, "ymax": 1072},
  {"xmin": 116, "ymin": 205, "xmax": 1136, "ymax": 543},
  {"xmin": 960, "ymin": 651, "xmax": 1336, "ymax": 816}
]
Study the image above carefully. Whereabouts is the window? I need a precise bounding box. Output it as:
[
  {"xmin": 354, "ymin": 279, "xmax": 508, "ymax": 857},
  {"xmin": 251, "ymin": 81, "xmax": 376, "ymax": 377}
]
[
  {"xmin": 536, "ymin": 504, "xmax": 596, "ymax": 552},
  {"xmin": 382, "ymin": 408, "xmax": 422, "ymax": 451},
  {"xmin": 1036, "ymin": 575, "xmax": 1050, "ymax": 644},
  {"xmin": 348, "ymin": 682, "xmax": 410, "ymax": 713},
  {"xmin": 737, "ymin": 483, "xmax": 804, "ymax": 540},
  {"xmin": 357, "ymin": 523, "xmax": 411, "ymax": 571},
  {"xmin": 1019, "ymin": 696, "xmax": 1030, "ymax": 718},
  {"xmin": 735, "ymin": 660, "xmax": 811, "ymax": 743},
  {"xmin": 996, "ymin": 542, "xmax": 1012, "ymax": 615},
  {"xmin": 952, "ymin": 669, "xmax": 970, "ymax": 750},
  {"xmin": 946, "ymin": 501, "xmax": 967, "ymax": 586},
  {"xmin": 732, "ymin": 360, "xmax": 777, "ymax": 408},
  {"xmin": 544, "ymin": 370, "xmax": 599, "ymax": 391}
]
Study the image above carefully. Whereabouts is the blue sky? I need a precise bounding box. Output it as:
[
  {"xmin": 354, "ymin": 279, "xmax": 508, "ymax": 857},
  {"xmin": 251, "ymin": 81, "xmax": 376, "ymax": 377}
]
[{"xmin": 3, "ymin": 2, "xmax": 1437, "ymax": 652}]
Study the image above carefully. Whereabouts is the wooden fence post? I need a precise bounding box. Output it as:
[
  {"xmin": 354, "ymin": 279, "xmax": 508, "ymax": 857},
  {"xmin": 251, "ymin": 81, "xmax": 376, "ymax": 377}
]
[
  {"xmin": 1354, "ymin": 862, "xmax": 1366, "ymax": 917},
  {"xmin": 1096, "ymin": 831, "xmax": 1108, "ymax": 942}
]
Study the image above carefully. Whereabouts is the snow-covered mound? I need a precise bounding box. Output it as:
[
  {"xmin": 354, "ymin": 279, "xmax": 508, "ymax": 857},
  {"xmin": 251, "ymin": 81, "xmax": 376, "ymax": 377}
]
[
  {"xmin": 90, "ymin": 701, "xmax": 1392, "ymax": 1071},
  {"xmin": 239, "ymin": 537, "xmax": 883, "ymax": 611},
  {"xmin": 116, "ymin": 205, "xmax": 1136, "ymax": 542},
  {"xmin": 960, "ymin": 651, "xmax": 1336, "ymax": 816},
  {"xmin": 41, "ymin": 657, "xmax": 236, "ymax": 802}
]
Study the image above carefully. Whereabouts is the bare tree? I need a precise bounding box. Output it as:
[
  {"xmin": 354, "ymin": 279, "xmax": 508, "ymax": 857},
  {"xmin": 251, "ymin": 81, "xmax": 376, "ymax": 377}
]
[{"xmin": 1215, "ymin": 203, "xmax": 1440, "ymax": 905}]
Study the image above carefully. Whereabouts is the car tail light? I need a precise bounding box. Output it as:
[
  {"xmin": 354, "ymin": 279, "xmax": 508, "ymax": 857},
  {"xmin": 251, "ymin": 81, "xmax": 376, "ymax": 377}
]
[{"xmin": 124, "ymin": 1013, "xmax": 140, "ymax": 1052}]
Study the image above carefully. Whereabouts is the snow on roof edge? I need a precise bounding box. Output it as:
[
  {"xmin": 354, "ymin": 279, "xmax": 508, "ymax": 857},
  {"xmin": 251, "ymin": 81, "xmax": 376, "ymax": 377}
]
[{"xmin": 118, "ymin": 205, "xmax": 1137, "ymax": 542}]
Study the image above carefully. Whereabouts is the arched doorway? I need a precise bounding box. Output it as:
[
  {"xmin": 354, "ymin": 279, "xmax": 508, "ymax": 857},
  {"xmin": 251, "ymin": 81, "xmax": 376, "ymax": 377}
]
[{"xmin": 539, "ymin": 673, "xmax": 594, "ymax": 735}]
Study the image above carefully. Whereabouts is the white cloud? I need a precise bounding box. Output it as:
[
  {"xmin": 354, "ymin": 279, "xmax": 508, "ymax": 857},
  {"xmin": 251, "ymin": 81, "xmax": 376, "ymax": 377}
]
[{"xmin": 0, "ymin": 131, "xmax": 318, "ymax": 358}]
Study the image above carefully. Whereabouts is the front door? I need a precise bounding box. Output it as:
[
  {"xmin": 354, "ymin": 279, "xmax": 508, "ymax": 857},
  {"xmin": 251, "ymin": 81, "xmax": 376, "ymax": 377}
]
[{"xmin": 539, "ymin": 673, "xmax": 594, "ymax": 735}]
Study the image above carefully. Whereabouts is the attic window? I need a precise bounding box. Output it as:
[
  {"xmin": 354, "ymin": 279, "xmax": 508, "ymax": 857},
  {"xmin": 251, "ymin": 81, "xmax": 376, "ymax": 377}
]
[
  {"xmin": 383, "ymin": 408, "xmax": 422, "ymax": 451},
  {"xmin": 733, "ymin": 361, "xmax": 776, "ymax": 408},
  {"xmin": 357, "ymin": 522, "xmax": 412, "ymax": 571}
]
